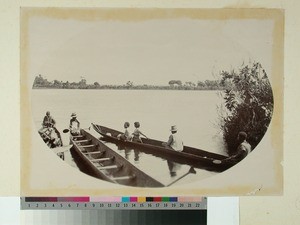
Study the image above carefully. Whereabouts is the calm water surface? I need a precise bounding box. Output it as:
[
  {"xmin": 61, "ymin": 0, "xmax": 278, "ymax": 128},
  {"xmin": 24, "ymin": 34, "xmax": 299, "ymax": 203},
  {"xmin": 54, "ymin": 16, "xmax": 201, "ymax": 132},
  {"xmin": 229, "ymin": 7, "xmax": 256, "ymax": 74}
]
[{"xmin": 31, "ymin": 89, "xmax": 227, "ymax": 186}]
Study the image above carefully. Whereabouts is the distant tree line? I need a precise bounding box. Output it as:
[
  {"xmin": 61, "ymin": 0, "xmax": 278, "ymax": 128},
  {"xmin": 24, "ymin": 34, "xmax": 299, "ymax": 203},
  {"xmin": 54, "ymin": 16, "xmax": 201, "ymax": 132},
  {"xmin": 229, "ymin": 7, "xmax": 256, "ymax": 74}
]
[
  {"xmin": 32, "ymin": 74, "xmax": 227, "ymax": 90},
  {"xmin": 33, "ymin": 75, "xmax": 99, "ymax": 89}
]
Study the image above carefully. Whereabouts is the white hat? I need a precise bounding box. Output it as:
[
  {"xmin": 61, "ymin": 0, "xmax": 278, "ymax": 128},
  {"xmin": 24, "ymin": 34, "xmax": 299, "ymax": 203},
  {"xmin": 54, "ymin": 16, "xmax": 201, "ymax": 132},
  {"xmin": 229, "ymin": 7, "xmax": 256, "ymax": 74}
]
[
  {"xmin": 170, "ymin": 125, "xmax": 177, "ymax": 132},
  {"xmin": 71, "ymin": 113, "xmax": 77, "ymax": 118}
]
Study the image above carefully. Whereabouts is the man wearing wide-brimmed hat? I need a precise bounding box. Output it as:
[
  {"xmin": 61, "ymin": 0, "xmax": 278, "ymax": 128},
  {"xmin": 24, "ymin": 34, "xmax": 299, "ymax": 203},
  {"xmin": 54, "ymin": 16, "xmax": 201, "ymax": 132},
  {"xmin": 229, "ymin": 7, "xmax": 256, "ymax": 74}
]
[
  {"xmin": 69, "ymin": 112, "xmax": 80, "ymax": 135},
  {"xmin": 162, "ymin": 125, "xmax": 184, "ymax": 152}
]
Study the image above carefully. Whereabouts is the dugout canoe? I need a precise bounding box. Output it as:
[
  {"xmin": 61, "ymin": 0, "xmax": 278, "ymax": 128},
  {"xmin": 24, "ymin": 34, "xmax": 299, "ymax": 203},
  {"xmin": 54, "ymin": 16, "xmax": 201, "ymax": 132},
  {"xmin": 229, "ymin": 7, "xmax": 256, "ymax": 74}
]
[
  {"xmin": 91, "ymin": 123, "xmax": 234, "ymax": 172},
  {"xmin": 39, "ymin": 127, "xmax": 63, "ymax": 149},
  {"xmin": 70, "ymin": 129, "xmax": 165, "ymax": 187}
]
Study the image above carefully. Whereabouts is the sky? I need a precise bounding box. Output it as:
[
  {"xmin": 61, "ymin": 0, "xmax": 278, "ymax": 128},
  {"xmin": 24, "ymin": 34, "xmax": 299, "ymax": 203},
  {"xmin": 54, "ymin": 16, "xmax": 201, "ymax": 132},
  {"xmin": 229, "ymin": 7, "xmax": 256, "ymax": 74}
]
[{"xmin": 28, "ymin": 16, "xmax": 274, "ymax": 85}]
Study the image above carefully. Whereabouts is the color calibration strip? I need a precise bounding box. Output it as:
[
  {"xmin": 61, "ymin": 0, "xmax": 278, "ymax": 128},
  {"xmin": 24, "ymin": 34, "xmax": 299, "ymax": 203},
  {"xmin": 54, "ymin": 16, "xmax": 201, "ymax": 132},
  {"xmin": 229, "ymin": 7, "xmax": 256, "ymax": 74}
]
[{"xmin": 21, "ymin": 197, "xmax": 206, "ymax": 210}]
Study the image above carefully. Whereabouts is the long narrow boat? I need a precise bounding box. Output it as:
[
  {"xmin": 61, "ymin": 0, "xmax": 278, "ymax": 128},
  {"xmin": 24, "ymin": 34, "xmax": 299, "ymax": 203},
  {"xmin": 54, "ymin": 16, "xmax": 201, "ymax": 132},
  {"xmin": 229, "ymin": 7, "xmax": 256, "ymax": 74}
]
[
  {"xmin": 70, "ymin": 129, "xmax": 165, "ymax": 187},
  {"xmin": 38, "ymin": 127, "xmax": 64, "ymax": 159},
  {"xmin": 39, "ymin": 127, "xmax": 63, "ymax": 148},
  {"xmin": 92, "ymin": 123, "xmax": 235, "ymax": 172}
]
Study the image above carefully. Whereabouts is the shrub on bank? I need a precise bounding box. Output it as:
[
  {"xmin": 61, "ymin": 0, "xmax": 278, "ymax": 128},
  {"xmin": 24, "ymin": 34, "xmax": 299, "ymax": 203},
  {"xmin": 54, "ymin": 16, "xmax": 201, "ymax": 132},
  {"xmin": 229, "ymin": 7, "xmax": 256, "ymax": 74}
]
[{"xmin": 218, "ymin": 62, "xmax": 274, "ymax": 155}]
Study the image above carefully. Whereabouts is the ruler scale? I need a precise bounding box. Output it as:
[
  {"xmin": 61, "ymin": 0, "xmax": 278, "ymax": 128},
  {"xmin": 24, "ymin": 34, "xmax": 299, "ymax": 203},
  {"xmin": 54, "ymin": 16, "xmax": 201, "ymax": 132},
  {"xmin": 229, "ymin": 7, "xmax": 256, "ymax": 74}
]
[{"xmin": 21, "ymin": 197, "xmax": 207, "ymax": 210}]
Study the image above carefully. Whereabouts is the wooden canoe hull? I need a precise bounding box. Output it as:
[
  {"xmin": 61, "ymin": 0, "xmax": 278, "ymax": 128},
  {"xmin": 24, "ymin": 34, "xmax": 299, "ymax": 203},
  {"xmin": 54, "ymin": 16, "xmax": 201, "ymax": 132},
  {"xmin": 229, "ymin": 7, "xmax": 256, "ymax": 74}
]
[
  {"xmin": 70, "ymin": 129, "xmax": 165, "ymax": 187},
  {"xmin": 92, "ymin": 123, "xmax": 235, "ymax": 172},
  {"xmin": 39, "ymin": 127, "xmax": 63, "ymax": 149}
]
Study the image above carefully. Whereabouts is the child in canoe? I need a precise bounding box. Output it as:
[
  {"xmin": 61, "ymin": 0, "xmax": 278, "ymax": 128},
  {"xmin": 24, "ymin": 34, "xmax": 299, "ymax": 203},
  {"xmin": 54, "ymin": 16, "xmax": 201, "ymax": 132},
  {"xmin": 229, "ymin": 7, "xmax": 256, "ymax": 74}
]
[
  {"xmin": 132, "ymin": 122, "xmax": 148, "ymax": 143},
  {"xmin": 118, "ymin": 122, "xmax": 132, "ymax": 141}
]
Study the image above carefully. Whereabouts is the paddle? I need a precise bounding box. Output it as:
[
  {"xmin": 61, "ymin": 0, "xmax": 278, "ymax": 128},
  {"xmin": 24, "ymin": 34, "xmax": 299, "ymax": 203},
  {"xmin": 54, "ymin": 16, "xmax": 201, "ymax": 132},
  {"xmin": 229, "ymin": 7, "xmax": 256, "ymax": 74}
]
[
  {"xmin": 166, "ymin": 167, "xmax": 196, "ymax": 187},
  {"xmin": 63, "ymin": 127, "xmax": 91, "ymax": 133}
]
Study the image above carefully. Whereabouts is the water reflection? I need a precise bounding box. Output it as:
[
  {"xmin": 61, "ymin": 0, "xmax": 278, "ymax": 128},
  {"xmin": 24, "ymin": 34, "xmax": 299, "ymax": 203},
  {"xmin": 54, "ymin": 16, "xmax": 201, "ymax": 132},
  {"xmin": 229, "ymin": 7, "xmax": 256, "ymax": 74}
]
[
  {"xmin": 63, "ymin": 139, "xmax": 210, "ymax": 187},
  {"xmin": 117, "ymin": 144, "xmax": 141, "ymax": 164},
  {"xmin": 134, "ymin": 149, "xmax": 140, "ymax": 163},
  {"xmin": 124, "ymin": 148, "xmax": 131, "ymax": 160},
  {"xmin": 166, "ymin": 166, "xmax": 197, "ymax": 187},
  {"xmin": 167, "ymin": 160, "xmax": 182, "ymax": 177},
  {"xmin": 115, "ymin": 142, "xmax": 188, "ymax": 179}
]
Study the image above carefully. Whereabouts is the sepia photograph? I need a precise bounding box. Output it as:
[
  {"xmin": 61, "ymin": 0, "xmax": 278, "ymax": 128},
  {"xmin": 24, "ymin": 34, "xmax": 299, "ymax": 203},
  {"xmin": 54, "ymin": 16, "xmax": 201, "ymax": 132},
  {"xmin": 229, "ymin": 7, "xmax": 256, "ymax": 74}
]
[{"xmin": 21, "ymin": 8, "xmax": 283, "ymax": 195}]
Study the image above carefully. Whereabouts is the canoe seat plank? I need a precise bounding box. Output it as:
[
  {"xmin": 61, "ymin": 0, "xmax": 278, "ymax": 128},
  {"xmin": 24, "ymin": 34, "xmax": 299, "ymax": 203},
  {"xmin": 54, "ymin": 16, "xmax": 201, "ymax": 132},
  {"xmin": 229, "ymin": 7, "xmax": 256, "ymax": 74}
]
[
  {"xmin": 91, "ymin": 157, "xmax": 112, "ymax": 163},
  {"xmin": 75, "ymin": 139, "xmax": 90, "ymax": 143},
  {"xmin": 73, "ymin": 128, "xmax": 166, "ymax": 187},
  {"xmin": 72, "ymin": 135, "xmax": 84, "ymax": 138},
  {"xmin": 83, "ymin": 151, "xmax": 102, "ymax": 155},
  {"xmin": 96, "ymin": 165, "xmax": 120, "ymax": 170},
  {"xmin": 79, "ymin": 144, "xmax": 95, "ymax": 148},
  {"xmin": 111, "ymin": 175, "xmax": 136, "ymax": 181}
]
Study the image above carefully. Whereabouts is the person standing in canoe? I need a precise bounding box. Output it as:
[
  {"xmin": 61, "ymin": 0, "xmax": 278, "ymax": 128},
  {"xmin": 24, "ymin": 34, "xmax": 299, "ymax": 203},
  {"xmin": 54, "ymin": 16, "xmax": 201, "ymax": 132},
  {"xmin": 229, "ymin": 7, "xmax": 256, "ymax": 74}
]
[
  {"xmin": 132, "ymin": 122, "xmax": 148, "ymax": 143},
  {"xmin": 69, "ymin": 113, "xmax": 80, "ymax": 135},
  {"xmin": 162, "ymin": 125, "xmax": 184, "ymax": 152}
]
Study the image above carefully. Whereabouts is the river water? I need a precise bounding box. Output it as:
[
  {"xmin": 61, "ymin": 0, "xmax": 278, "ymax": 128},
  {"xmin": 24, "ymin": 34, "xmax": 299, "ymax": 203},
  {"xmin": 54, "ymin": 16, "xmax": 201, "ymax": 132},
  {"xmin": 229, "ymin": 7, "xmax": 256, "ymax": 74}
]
[{"xmin": 31, "ymin": 89, "xmax": 227, "ymax": 186}]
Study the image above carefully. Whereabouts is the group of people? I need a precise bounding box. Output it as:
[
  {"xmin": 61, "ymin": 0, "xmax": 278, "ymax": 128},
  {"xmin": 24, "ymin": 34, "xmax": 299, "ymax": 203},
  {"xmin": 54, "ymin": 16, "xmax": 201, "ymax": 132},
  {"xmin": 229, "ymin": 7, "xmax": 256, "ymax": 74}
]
[
  {"xmin": 118, "ymin": 121, "xmax": 184, "ymax": 152},
  {"xmin": 163, "ymin": 127, "xmax": 252, "ymax": 162},
  {"xmin": 39, "ymin": 111, "xmax": 252, "ymax": 164},
  {"xmin": 119, "ymin": 121, "xmax": 252, "ymax": 163},
  {"xmin": 118, "ymin": 121, "xmax": 148, "ymax": 143},
  {"xmin": 38, "ymin": 111, "xmax": 81, "ymax": 147},
  {"xmin": 117, "ymin": 122, "xmax": 184, "ymax": 177}
]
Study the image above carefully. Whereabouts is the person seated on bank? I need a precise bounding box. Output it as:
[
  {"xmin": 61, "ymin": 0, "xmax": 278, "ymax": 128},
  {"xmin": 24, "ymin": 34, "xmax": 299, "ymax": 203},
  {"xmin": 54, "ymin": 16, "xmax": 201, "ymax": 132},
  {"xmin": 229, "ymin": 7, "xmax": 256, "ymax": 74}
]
[
  {"xmin": 118, "ymin": 122, "xmax": 131, "ymax": 141},
  {"xmin": 38, "ymin": 111, "xmax": 56, "ymax": 134},
  {"xmin": 132, "ymin": 122, "xmax": 148, "ymax": 143},
  {"xmin": 69, "ymin": 113, "xmax": 80, "ymax": 135},
  {"xmin": 162, "ymin": 125, "xmax": 184, "ymax": 152},
  {"xmin": 213, "ymin": 131, "xmax": 252, "ymax": 164}
]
